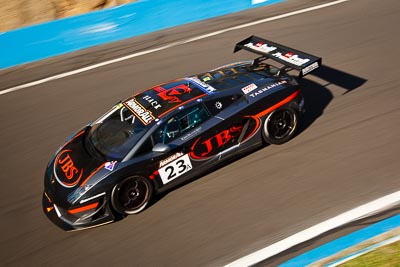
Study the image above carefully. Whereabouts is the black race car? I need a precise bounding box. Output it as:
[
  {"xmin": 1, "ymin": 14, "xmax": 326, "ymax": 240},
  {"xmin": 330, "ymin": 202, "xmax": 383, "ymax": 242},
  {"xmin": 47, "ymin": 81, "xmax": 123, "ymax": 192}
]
[{"xmin": 43, "ymin": 36, "xmax": 321, "ymax": 231}]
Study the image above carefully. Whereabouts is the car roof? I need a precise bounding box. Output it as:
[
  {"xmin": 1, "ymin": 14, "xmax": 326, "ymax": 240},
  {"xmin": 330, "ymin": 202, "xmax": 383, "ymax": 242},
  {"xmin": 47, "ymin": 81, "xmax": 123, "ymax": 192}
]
[
  {"xmin": 122, "ymin": 62, "xmax": 281, "ymax": 125},
  {"xmin": 196, "ymin": 62, "xmax": 276, "ymax": 91},
  {"xmin": 122, "ymin": 78, "xmax": 216, "ymax": 125}
]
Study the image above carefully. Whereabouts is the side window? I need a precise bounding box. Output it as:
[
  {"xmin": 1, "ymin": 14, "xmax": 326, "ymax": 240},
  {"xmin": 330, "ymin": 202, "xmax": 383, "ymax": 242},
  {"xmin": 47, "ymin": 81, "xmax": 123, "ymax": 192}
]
[
  {"xmin": 153, "ymin": 104, "xmax": 210, "ymax": 144},
  {"xmin": 135, "ymin": 137, "xmax": 153, "ymax": 156},
  {"xmin": 204, "ymin": 95, "xmax": 241, "ymax": 115}
]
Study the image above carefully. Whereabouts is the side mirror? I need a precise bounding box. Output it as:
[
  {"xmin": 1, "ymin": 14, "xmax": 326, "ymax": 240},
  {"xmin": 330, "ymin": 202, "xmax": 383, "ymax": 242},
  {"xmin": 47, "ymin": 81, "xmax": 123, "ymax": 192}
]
[{"xmin": 152, "ymin": 143, "xmax": 171, "ymax": 153}]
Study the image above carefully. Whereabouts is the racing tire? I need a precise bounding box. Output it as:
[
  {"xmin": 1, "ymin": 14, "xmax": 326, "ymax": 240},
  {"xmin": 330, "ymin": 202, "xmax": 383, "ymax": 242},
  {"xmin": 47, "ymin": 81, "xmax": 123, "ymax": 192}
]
[
  {"xmin": 111, "ymin": 176, "xmax": 153, "ymax": 215},
  {"xmin": 262, "ymin": 106, "xmax": 298, "ymax": 145}
]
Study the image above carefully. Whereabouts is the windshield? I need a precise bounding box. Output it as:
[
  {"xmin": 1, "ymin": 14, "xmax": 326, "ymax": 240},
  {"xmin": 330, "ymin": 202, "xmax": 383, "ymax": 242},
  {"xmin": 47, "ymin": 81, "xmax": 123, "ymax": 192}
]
[{"xmin": 85, "ymin": 103, "xmax": 149, "ymax": 161}]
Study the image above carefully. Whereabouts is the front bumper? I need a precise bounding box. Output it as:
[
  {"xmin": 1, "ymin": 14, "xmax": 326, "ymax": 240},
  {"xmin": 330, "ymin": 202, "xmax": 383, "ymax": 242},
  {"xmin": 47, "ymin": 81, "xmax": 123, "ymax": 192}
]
[{"xmin": 42, "ymin": 192, "xmax": 115, "ymax": 231}]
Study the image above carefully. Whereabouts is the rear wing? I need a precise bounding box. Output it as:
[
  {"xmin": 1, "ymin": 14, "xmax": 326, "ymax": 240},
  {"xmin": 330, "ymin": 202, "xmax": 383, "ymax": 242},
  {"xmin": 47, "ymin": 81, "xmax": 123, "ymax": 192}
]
[{"xmin": 234, "ymin": 35, "xmax": 321, "ymax": 78}]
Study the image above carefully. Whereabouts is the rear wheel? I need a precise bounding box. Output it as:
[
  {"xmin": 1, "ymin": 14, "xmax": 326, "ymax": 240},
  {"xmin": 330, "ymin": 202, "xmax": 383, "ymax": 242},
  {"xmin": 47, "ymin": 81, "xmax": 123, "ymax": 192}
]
[
  {"xmin": 262, "ymin": 106, "xmax": 298, "ymax": 145},
  {"xmin": 111, "ymin": 176, "xmax": 153, "ymax": 215}
]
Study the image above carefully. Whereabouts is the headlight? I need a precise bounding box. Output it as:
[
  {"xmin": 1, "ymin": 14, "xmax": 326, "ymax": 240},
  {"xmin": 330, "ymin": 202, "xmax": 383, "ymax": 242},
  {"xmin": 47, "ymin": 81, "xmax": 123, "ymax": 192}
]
[{"xmin": 80, "ymin": 192, "xmax": 106, "ymax": 204}]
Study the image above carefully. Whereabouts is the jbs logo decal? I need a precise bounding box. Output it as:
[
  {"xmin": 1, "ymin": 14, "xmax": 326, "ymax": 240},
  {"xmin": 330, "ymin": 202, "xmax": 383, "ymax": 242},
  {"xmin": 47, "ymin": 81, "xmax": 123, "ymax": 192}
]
[
  {"xmin": 158, "ymin": 154, "xmax": 192, "ymax": 184},
  {"xmin": 155, "ymin": 84, "xmax": 192, "ymax": 103},
  {"xmin": 190, "ymin": 126, "xmax": 243, "ymax": 159},
  {"xmin": 59, "ymin": 155, "xmax": 77, "ymax": 179},
  {"xmin": 54, "ymin": 149, "xmax": 84, "ymax": 188}
]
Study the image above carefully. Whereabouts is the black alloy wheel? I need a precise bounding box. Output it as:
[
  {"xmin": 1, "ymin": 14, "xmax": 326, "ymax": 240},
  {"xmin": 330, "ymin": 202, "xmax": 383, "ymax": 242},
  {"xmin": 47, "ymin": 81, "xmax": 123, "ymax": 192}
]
[
  {"xmin": 111, "ymin": 176, "xmax": 153, "ymax": 215},
  {"xmin": 262, "ymin": 106, "xmax": 298, "ymax": 145}
]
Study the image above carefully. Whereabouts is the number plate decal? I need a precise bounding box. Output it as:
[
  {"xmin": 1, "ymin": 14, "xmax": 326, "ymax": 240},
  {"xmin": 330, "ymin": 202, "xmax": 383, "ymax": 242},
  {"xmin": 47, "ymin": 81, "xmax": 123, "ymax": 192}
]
[{"xmin": 159, "ymin": 154, "xmax": 193, "ymax": 184}]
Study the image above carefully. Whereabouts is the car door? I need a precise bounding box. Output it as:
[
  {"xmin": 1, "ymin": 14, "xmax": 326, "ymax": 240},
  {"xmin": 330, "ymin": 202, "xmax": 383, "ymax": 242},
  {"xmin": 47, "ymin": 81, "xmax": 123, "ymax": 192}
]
[
  {"xmin": 148, "ymin": 103, "xmax": 223, "ymax": 191},
  {"xmin": 200, "ymin": 94, "xmax": 252, "ymax": 160}
]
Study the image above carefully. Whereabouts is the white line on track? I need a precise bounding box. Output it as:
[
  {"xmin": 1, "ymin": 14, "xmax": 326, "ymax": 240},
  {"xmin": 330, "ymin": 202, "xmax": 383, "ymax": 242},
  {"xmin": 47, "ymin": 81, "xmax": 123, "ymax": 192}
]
[
  {"xmin": 0, "ymin": 0, "xmax": 350, "ymax": 96},
  {"xmin": 224, "ymin": 190, "xmax": 400, "ymax": 267}
]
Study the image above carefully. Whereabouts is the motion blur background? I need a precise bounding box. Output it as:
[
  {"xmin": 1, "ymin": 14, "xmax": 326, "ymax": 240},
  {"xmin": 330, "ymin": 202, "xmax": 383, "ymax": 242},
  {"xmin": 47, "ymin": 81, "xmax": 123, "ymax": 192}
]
[
  {"xmin": 1, "ymin": 0, "xmax": 399, "ymax": 266},
  {"xmin": 0, "ymin": 0, "xmax": 137, "ymax": 32}
]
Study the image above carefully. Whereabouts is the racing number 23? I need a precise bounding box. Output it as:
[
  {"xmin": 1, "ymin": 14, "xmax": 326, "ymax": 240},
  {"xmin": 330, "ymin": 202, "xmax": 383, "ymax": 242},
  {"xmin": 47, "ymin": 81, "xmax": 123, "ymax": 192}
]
[{"xmin": 159, "ymin": 154, "xmax": 192, "ymax": 184}]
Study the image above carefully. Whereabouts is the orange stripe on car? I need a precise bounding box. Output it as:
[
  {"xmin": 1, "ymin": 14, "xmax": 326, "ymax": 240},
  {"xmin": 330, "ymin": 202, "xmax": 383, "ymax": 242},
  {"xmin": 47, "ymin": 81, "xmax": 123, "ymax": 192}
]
[
  {"xmin": 255, "ymin": 90, "xmax": 299, "ymax": 118},
  {"xmin": 68, "ymin": 202, "xmax": 99, "ymax": 214},
  {"xmin": 80, "ymin": 163, "xmax": 106, "ymax": 187}
]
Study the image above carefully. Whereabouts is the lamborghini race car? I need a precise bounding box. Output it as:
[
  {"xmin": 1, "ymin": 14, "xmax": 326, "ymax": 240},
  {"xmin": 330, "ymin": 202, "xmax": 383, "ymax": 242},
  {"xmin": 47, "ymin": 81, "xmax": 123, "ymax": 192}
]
[{"xmin": 43, "ymin": 36, "xmax": 321, "ymax": 231}]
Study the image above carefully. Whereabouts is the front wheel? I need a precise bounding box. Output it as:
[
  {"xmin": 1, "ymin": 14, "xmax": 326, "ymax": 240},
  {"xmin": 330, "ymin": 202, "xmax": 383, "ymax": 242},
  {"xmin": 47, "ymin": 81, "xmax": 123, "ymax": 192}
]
[
  {"xmin": 262, "ymin": 106, "xmax": 298, "ymax": 145},
  {"xmin": 111, "ymin": 176, "xmax": 153, "ymax": 215}
]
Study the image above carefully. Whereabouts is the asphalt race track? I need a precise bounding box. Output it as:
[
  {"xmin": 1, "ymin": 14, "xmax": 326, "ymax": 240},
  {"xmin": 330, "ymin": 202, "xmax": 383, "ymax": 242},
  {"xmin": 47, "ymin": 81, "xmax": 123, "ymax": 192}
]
[{"xmin": 1, "ymin": 0, "xmax": 400, "ymax": 266}]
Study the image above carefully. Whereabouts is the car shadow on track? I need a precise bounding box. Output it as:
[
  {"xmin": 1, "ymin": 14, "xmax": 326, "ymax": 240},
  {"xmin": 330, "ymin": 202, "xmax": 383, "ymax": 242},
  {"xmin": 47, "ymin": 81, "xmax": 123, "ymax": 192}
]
[
  {"xmin": 117, "ymin": 65, "xmax": 367, "ymax": 227},
  {"xmin": 314, "ymin": 65, "xmax": 367, "ymax": 95},
  {"xmin": 297, "ymin": 65, "xmax": 367, "ymax": 135}
]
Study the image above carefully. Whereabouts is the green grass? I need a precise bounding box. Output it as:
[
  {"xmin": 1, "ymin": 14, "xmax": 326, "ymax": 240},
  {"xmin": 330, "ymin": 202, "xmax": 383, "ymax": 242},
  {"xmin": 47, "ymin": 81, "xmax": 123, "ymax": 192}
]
[{"xmin": 340, "ymin": 240, "xmax": 400, "ymax": 267}]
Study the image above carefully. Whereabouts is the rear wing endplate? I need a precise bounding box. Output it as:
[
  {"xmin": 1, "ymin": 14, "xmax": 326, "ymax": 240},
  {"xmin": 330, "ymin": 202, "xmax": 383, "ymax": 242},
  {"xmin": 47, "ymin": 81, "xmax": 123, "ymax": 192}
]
[{"xmin": 234, "ymin": 35, "xmax": 322, "ymax": 78}]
